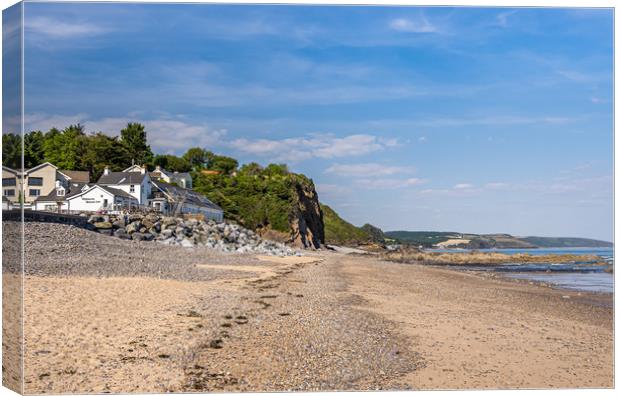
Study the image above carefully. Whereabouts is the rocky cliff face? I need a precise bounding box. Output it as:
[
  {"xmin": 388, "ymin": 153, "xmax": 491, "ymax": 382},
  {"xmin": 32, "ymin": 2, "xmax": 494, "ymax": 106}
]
[{"xmin": 288, "ymin": 180, "xmax": 324, "ymax": 249}]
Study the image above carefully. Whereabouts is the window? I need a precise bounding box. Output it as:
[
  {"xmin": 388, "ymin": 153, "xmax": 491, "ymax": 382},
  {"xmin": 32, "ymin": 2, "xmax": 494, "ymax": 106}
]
[
  {"xmin": 29, "ymin": 189, "xmax": 41, "ymax": 197},
  {"xmin": 57, "ymin": 188, "xmax": 65, "ymax": 196},
  {"xmin": 28, "ymin": 177, "xmax": 43, "ymax": 186},
  {"xmin": 129, "ymin": 184, "xmax": 135, "ymax": 193},
  {"xmin": 4, "ymin": 189, "xmax": 15, "ymax": 197},
  {"xmin": 2, "ymin": 178, "xmax": 16, "ymax": 186}
]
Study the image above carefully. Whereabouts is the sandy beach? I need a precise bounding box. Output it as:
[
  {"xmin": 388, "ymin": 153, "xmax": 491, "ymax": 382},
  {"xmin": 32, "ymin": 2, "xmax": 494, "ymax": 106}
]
[{"xmin": 3, "ymin": 222, "xmax": 613, "ymax": 393}]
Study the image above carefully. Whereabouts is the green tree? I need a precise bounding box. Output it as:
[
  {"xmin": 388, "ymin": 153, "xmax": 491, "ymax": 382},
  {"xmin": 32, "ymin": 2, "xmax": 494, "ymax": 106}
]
[
  {"xmin": 263, "ymin": 163, "xmax": 289, "ymax": 177},
  {"xmin": 153, "ymin": 154, "xmax": 191, "ymax": 172},
  {"xmin": 42, "ymin": 124, "xmax": 86, "ymax": 169},
  {"xmin": 82, "ymin": 132, "xmax": 130, "ymax": 180},
  {"xmin": 239, "ymin": 162, "xmax": 263, "ymax": 176},
  {"xmin": 183, "ymin": 147, "xmax": 208, "ymax": 170},
  {"xmin": 119, "ymin": 122, "xmax": 153, "ymax": 165},
  {"xmin": 24, "ymin": 130, "xmax": 45, "ymax": 168},
  {"xmin": 205, "ymin": 151, "xmax": 238, "ymax": 175},
  {"xmin": 2, "ymin": 133, "xmax": 22, "ymax": 169}
]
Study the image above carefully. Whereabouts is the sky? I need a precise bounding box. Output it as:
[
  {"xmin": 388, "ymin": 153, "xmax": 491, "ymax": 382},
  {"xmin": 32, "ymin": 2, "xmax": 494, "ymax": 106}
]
[{"xmin": 3, "ymin": 2, "xmax": 614, "ymax": 240}]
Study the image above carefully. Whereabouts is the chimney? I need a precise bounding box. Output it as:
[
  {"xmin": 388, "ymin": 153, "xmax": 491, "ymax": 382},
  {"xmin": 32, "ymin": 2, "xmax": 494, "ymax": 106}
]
[
  {"xmin": 155, "ymin": 165, "xmax": 161, "ymax": 172},
  {"xmin": 141, "ymin": 165, "xmax": 146, "ymax": 174},
  {"xmin": 55, "ymin": 180, "xmax": 61, "ymax": 188},
  {"xmin": 103, "ymin": 166, "xmax": 110, "ymax": 176}
]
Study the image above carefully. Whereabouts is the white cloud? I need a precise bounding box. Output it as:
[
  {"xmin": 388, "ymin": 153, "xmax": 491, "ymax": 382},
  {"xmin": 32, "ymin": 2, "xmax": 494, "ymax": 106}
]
[
  {"xmin": 454, "ymin": 183, "xmax": 474, "ymax": 190},
  {"xmin": 495, "ymin": 10, "xmax": 517, "ymax": 27},
  {"xmin": 325, "ymin": 163, "xmax": 412, "ymax": 177},
  {"xmin": 229, "ymin": 134, "xmax": 398, "ymax": 162},
  {"xmin": 355, "ymin": 178, "xmax": 425, "ymax": 189},
  {"xmin": 411, "ymin": 114, "xmax": 578, "ymax": 128},
  {"xmin": 389, "ymin": 17, "xmax": 438, "ymax": 33},
  {"xmin": 418, "ymin": 136, "xmax": 427, "ymax": 142},
  {"xmin": 26, "ymin": 16, "xmax": 109, "ymax": 38}
]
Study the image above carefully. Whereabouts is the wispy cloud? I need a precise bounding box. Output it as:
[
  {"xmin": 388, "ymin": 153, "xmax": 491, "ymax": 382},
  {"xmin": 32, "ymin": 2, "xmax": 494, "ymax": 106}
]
[
  {"xmin": 229, "ymin": 134, "xmax": 398, "ymax": 162},
  {"xmin": 325, "ymin": 163, "xmax": 411, "ymax": 177},
  {"xmin": 26, "ymin": 16, "xmax": 110, "ymax": 38},
  {"xmin": 453, "ymin": 183, "xmax": 474, "ymax": 190},
  {"xmin": 389, "ymin": 17, "xmax": 438, "ymax": 33},
  {"xmin": 410, "ymin": 114, "xmax": 580, "ymax": 128},
  {"xmin": 355, "ymin": 178, "xmax": 425, "ymax": 189},
  {"xmin": 495, "ymin": 10, "xmax": 517, "ymax": 28}
]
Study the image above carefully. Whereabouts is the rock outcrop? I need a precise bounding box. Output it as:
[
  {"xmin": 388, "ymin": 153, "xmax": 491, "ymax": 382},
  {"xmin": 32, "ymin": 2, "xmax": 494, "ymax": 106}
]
[{"xmin": 288, "ymin": 180, "xmax": 324, "ymax": 249}]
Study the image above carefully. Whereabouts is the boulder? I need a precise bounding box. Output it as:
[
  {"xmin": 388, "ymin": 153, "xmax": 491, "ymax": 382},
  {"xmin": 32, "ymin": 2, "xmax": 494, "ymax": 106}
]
[
  {"xmin": 93, "ymin": 221, "xmax": 113, "ymax": 229},
  {"xmin": 180, "ymin": 238, "xmax": 194, "ymax": 248},
  {"xmin": 126, "ymin": 221, "xmax": 141, "ymax": 234},
  {"xmin": 131, "ymin": 232, "xmax": 146, "ymax": 241},
  {"xmin": 88, "ymin": 215, "xmax": 105, "ymax": 224},
  {"xmin": 114, "ymin": 229, "xmax": 130, "ymax": 239}
]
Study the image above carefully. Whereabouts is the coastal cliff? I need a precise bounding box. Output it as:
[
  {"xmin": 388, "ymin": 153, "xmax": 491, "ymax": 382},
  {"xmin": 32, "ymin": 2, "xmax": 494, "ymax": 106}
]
[{"xmin": 289, "ymin": 180, "xmax": 325, "ymax": 249}]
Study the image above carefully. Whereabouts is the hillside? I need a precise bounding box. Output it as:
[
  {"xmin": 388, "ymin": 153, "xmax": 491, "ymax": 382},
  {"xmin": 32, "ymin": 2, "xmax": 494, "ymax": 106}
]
[
  {"xmin": 193, "ymin": 163, "xmax": 325, "ymax": 249},
  {"xmin": 520, "ymin": 236, "xmax": 613, "ymax": 248},
  {"xmin": 385, "ymin": 231, "xmax": 612, "ymax": 249},
  {"xmin": 321, "ymin": 204, "xmax": 373, "ymax": 245}
]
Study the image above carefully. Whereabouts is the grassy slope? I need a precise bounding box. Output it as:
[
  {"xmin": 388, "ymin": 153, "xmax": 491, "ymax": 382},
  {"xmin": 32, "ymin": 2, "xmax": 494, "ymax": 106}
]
[
  {"xmin": 521, "ymin": 236, "xmax": 613, "ymax": 248},
  {"xmin": 321, "ymin": 204, "xmax": 371, "ymax": 245}
]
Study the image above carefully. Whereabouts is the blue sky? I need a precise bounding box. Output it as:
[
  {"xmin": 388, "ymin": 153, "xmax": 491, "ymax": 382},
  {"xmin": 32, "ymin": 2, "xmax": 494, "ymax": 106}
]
[{"xmin": 8, "ymin": 2, "xmax": 614, "ymax": 240}]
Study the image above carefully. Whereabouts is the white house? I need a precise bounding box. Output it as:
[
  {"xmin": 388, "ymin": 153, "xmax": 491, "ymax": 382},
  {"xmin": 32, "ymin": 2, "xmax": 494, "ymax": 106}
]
[
  {"xmin": 148, "ymin": 165, "xmax": 193, "ymax": 189},
  {"xmin": 35, "ymin": 183, "xmax": 138, "ymax": 213},
  {"xmin": 97, "ymin": 166, "xmax": 151, "ymax": 205}
]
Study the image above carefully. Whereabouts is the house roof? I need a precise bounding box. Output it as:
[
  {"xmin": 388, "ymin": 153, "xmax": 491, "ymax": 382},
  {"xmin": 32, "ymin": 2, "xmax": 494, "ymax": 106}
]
[
  {"xmin": 2, "ymin": 195, "xmax": 9, "ymax": 202},
  {"xmin": 35, "ymin": 183, "xmax": 87, "ymax": 202},
  {"xmin": 59, "ymin": 170, "xmax": 90, "ymax": 183},
  {"xmin": 97, "ymin": 171, "xmax": 148, "ymax": 185},
  {"xmin": 25, "ymin": 162, "xmax": 58, "ymax": 174},
  {"xmin": 123, "ymin": 164, "xmax": 145, "ymax": 172},
  {"xmin": 152, "ymin": 180, "xmax": 222, "ymax": 211},
  {"xmin": 66, "ymin": 184, "xmax": 137, "ymax": 201}
]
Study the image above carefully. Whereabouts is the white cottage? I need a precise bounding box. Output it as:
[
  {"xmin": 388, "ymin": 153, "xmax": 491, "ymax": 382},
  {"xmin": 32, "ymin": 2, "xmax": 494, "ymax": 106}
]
[
  {"xmin": 97, "ymin": 166, "xmax": 151, "ymax": 205},
  {"xmin": 35, "ymin": 182, "xmax": 138, "ymax": 213}
]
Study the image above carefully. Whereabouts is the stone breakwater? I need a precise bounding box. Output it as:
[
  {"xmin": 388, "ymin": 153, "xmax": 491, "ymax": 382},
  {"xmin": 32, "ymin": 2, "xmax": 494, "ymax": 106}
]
[{"xmin": 87, "ymin": 213, "xmax": 297, "ymax": 256}]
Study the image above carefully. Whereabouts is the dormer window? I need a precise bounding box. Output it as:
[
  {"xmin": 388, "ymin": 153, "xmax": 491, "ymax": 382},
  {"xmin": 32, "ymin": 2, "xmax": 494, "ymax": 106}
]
[
  {"xmin": 57, "ymin": 188, "xmax": 65, "ymax": 196},
  {"xmin": 130, "ymin": 184, "xmax": 135, "ymax": 193}
]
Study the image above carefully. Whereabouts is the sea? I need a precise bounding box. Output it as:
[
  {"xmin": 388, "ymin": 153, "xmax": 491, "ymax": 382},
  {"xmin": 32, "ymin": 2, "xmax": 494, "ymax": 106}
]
[{"xmin": 432, "ymin": 247, "xmax": 614, "ymax": 294}]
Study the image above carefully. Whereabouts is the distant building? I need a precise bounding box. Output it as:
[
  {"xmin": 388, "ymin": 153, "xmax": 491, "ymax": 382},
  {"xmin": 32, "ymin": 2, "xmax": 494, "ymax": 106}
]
[
  {"xmin": 97, "ymin": 166, "xmax": 152, "ymax": 205},
  {"xmin": 150, "ymin": 180, "xmax": 223, "ymax": 221},
  {"xmin": 147, "ymin": 165, "xmax": 193, "ymax": 189},
  {"xmin": 2, "ymin": 162, "xmax": 91, "ymax": 208}
]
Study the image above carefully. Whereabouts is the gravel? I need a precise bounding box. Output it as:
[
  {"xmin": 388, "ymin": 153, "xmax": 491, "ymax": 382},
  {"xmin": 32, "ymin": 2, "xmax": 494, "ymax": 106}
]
[{"xmin": 6, "ymin": 222, "xmax": 284, "ymax": 281}]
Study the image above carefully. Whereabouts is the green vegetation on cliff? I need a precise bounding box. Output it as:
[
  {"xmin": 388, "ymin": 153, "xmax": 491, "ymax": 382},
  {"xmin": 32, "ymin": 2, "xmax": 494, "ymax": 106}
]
[
  {"xmin": 321, "ymin": 204, "xmax": 372, "ymax": 245},
  {"xmin": 193, "ymin": 162, "xmax": 314, "ymax": 233}
]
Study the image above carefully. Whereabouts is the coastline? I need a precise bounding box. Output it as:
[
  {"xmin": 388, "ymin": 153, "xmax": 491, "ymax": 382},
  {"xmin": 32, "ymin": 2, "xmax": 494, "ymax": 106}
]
[{"xmin": 5, "ymin": 222, "xmax": 613, "ymax": 392}]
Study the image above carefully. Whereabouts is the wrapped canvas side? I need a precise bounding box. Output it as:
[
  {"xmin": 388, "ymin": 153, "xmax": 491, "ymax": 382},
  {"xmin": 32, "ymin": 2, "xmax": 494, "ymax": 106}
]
[{"xmin": 2, "ymin": 2, "xmax": 24, "ymax": 394}]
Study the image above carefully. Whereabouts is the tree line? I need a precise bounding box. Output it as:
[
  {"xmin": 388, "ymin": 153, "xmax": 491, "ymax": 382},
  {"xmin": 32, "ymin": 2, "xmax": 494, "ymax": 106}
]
[
  {"xmin": 2, "ymin": 123, "xmax": 241, "ymax": 180},
  {"xmin": 2, "ymin": 122, "xmax": 310, "ymax": 232}
]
